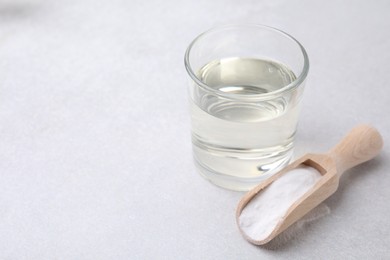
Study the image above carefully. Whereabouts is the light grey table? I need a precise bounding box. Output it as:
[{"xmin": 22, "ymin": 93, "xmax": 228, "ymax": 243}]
[{"xmin": 0, "ymin": 0, "xmax": 389, "ymax": 259}]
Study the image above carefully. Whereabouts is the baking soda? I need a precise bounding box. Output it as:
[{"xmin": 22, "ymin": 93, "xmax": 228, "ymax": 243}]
[{"xmin": 238, "ymin": 165, "xmax": 322, "ymax": 241}]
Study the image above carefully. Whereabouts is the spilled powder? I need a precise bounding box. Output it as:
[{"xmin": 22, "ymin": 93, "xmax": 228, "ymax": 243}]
[{"xmin": 239, "ymin": 165, "xmax": 322, "ymax": 241}]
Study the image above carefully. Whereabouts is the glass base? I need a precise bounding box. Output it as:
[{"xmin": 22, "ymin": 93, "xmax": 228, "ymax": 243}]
[{"xmin": 193, "ymin": 151, "xmax": 293, "ymax": 191}]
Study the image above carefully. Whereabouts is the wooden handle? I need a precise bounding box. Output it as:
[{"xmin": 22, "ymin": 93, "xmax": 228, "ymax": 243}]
[{"xmin": 328, "ymin": 125, "xmax": 383, "ymax": 175}]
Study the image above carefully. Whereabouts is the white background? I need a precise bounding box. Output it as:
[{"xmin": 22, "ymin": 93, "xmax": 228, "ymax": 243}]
[{"xmin": 0, "ymin": 0, "xmax": 389, "ymax": 259}]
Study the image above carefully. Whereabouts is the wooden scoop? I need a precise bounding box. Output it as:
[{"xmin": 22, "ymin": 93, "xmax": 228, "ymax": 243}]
[{"xmin": 236, "ymin": 125, "xmax": 383, "ymax": 245}]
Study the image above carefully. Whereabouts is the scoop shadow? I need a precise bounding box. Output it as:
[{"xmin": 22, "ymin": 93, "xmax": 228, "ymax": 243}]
[{"xmin": 323, "ymin": 155, "xmax": 384, "ymax": 210}]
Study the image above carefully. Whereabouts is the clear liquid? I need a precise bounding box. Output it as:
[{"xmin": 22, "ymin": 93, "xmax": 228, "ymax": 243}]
[{"xmin": 190, "ymin": 57, "xmax": 300, "ymax": 190}]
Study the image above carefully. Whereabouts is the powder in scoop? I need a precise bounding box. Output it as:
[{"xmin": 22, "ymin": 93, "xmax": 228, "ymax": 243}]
[{"xmin": 239, "ymin": 165, "xmax": 322, "ymax": 241}]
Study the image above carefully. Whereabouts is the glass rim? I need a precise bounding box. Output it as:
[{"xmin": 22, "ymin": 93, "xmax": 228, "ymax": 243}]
[{"xmin": 184, "ymin": 24, "xmax": 310, "ymax": 101}]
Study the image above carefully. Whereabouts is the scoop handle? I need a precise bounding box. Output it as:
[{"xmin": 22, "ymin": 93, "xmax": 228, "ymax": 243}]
[{"xmin": 328, "ymin": 125, "xmax": 383, "ymax": 175}]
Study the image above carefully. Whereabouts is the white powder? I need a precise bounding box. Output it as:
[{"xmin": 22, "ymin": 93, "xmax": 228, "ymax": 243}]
[{"xmin": 239, "ymin": 165, "xmax": 322, "ymax": 241}]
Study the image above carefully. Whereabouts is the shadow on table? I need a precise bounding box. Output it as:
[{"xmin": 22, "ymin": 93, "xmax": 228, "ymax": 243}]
[{"xmin": 0, "ymin": 0, "xmax": 41, "ymax": 21}]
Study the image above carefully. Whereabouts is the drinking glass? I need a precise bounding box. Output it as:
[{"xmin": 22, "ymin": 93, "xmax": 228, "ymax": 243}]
[{"xmin": 184, "ymin": 24, "xmax": 309, "ymax": 191}]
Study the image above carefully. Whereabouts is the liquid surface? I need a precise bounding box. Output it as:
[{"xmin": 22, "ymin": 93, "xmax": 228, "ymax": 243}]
[{"xmin": 190, "ymin": 57, "xmax": 300, "ymax": 190}]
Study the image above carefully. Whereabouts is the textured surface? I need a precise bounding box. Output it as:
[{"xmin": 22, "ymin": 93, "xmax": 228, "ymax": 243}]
[{"xmin": 0, "ymin": 0, "xmax": 389, "ymax": 259}]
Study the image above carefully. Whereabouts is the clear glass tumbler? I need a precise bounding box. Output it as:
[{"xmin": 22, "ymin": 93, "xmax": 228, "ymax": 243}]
[{"xmin": 184, "ymin": 24, "xmax": 309, "ymax": 191}]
